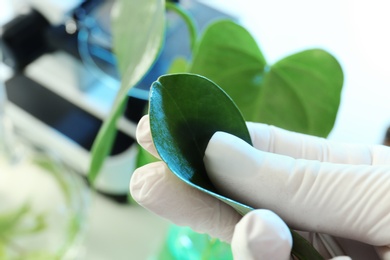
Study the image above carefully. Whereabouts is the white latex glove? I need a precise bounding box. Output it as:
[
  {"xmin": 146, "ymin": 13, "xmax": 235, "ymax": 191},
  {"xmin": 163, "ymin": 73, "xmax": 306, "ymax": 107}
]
[
  {"xmin": 205, "ymin": 122, "xmax": 390, "ymax": 259},
  {"xmin": 130, "ymin": 115, "xmax": 390, "ymax": 259},
  {"xmin": 131, "ymin": 116, "xmax": 293, "ymax": 259}
]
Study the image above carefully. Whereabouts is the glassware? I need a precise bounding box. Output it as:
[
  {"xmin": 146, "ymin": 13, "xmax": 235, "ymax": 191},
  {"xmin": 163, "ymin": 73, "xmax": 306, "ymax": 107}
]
[
  {"xmin": 0, "ymin": 58, "xmax": 89, "ymax": 259},
  {"xmin": 154, "ymin": 225, "xmax": 233, "ymax": 260}
]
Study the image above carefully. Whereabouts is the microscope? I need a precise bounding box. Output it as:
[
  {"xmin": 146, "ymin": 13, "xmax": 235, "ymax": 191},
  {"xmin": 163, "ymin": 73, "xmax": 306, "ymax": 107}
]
[{"xmin": 0, "ymin": 0, "xmax": 230, "ymax": 202}]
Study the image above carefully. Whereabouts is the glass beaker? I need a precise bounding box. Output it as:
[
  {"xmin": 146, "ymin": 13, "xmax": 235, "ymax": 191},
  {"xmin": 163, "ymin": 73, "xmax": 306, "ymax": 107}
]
[{"xmin": 0, "ymin": 62, "xmax": 90, "ymax": 260}]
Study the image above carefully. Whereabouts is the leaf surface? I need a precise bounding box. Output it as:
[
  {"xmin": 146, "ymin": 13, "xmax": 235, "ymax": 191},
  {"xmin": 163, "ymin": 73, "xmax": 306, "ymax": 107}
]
[{"xmin": 149, "ymin": 73, "xmax": 252, "ymax": 215}]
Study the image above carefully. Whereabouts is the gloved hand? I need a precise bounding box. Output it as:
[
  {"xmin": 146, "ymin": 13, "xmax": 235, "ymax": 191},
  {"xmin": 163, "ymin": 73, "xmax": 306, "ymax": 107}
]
[{"xmin": 130, "ymin": 115, "xmax": 390, "ymax": 260}]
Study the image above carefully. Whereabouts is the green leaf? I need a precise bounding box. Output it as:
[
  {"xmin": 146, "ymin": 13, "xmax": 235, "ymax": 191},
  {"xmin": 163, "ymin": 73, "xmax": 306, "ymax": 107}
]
[
  {"xmin": 88, "ymin": 0, "xmax": 165, "ymax": 183},
  {"xmin": 168, "ymin": 57, "xmax": 188, "ymax": 74},
  {"xmin": 112, "ymin": 0, "xmax": 165, "ymax": 76},
  {"xmin": 257, "ymin": 49, "xmax": 343, "ymax": 137},
  {"xmin": 149, "ymin": 73, "xmax": 253, "ymax": 215},
  {"xmin": 136, "ymin": 146, "xmax": 159, "ymax": 168},
  {"xmin": 189, "ymin": 20, "xmax": 267, "ymax": 121},
  {"xmin": 149, "ymin": 73, "xmax": 323, "ymax": 259},
  {"xmin": 188, "ymin": 20, "xmax": 343, "ymax": 137}
]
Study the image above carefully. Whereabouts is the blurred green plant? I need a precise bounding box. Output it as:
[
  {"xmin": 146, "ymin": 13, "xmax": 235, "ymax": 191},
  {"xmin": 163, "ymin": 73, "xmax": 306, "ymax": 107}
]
[
  {"xmin": 0, "ymin": 204, "xmax": 46, "ymax": 242},
  {"xmin": 88, "ymin": 0, "xmax": 166, "ymax": 183}
]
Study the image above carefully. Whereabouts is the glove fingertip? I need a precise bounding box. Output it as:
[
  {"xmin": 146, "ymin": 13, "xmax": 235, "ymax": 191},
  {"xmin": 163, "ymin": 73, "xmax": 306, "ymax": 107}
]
[
  {"xmin": 130, "ymin": 162, "xmax": 166, "ymax": 205},
  {"xmin": 136, "ymin": 115, "xmax": 160, "ymax": 159},
  {"xmin": 232, "ymin": 209, "xmax": 292, "ymax": 260},
  {"xmin": 204, "ymin": 131, "xmax": 265, "ymax": 201}
]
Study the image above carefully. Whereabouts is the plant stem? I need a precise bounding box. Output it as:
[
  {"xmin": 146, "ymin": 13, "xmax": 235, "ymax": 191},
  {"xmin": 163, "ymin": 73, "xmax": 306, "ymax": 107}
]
[{"xmin": 165, "ymin": 2, "xmax": 198, "ymax": 52}]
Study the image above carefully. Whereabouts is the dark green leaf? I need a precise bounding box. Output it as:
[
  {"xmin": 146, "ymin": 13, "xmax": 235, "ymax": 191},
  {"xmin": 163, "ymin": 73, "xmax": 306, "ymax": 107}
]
[
  {"xmin": 189, "ymin": 20, "xmax": 267, "ymax": 121},
  {"xmin": 291, "ymin": 230, "xmax": 324, "ymax": 259},
  {"xmin": 149, "ymin": 73, "xmax": 253, "ymax": 215},
  {"xmin": 257, "ymin": 49, "xmax": 343, "ymax": 137},
  {"xmin": 149, "ymin": 73, "xmax": 323, "ymax": 259},
  {"xmin": 88, "ymin": 0, "xmax": 165, "ymax": 183}
]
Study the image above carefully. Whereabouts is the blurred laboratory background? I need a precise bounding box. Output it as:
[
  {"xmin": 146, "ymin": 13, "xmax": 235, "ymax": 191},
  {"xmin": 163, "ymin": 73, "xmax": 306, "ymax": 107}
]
[{"xmin": 0, "ymin": 0, "xmax": 390, "ymax": 259}]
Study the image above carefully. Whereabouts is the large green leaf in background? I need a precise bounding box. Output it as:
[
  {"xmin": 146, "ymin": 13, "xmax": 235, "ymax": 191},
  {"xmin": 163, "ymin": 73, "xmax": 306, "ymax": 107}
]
[
  {"xmin": 258, "ymin": 49, "xmax": 343, "ymax": 136},
  {"xmin": 189, "ymin": 20, "xmax": 267, "ymax": 122},
  {"xmin": 88, "ymin": 0, "xmax": 165, "ymax": 183},
  {"xmin": 189, "ymin": 20, "xmax": 343, "ymax": 137},
  {"xmin": 149, "ymin": 73, "xmax": 323, "ymax": 260}
]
